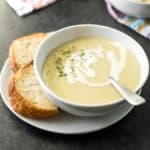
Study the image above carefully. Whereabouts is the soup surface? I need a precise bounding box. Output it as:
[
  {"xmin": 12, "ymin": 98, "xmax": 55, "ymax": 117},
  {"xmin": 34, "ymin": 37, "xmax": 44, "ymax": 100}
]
[
  {"xmin": 43, "ymin": 37, "xmax": 141, "ymax": 105},
  {"xmin": 131, "ymin": 0, "xmax": 150, "ymax": 3}
]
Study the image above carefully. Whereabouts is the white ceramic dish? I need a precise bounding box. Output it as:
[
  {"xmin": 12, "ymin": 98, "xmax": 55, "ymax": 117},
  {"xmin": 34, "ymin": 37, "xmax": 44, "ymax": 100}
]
[
  {"xmin": 0, "ymin": 59, "xmax": 136, "ymax": 134},
  {"xmin": 107, "ymin": 0, "xmax": 150, "ymax": 18},
  {"xmin": 34, "ymin": 24, "xmax": 149, "ymax": 117}
]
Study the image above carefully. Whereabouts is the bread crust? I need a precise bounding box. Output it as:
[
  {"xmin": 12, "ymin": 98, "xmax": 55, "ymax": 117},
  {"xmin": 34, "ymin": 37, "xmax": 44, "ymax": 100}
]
[
  {"xmin": 8, "ymin": 63, "xmax": 59, "ymax": 119},
  {"xmin": 9, "ymin": 33, "xmax": 47, "ymax": 72}
]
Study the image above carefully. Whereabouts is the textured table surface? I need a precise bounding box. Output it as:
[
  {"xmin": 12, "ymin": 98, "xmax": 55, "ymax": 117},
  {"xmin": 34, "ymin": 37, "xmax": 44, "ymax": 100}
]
[{"xmin": 0, "ymin": 0, "xmax": 150, "ymax": 150}]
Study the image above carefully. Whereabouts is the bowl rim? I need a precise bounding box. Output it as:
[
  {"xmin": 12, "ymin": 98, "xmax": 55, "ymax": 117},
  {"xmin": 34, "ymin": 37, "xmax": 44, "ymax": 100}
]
[
  {"xmin": 34, "ymin": 24, "xmax": 150, "ymax": 108},
  {"xmin": 110, "ymin": 0, "xmax": 150, "ymax": 5}
]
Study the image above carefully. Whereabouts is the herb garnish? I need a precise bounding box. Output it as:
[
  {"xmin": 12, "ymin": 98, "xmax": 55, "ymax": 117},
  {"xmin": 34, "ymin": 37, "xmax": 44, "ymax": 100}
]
[
  {"xmin": 80, "ymin": 52, "xmax": 85, "ymax": 57},
  {"xmin": 55, "ymin": 47, "xmax": 76, "ymax": 77},
  {"xmin": 55, "ymin": 57, "xmax": 67, "ymax": 77},
  {"xmin": 62, "ymin": 50, "xmax": 71, "ymax": 55}
]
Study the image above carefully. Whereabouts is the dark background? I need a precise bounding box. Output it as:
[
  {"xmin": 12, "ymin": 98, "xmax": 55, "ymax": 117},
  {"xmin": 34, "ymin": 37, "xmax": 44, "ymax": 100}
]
[{"xmin": 0, "ymin": 0, "xmax": 150, "ymax": 150}]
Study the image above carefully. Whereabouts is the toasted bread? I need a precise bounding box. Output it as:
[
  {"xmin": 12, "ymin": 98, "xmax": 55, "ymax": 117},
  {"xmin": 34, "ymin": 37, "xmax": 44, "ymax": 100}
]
[
  {"xmin": 9, "ymin": 33, "xmax": 47, "ymax": 72},
  {"xmin": 8, "ymin": 63, "xmax": 59, "ymax": 119}
]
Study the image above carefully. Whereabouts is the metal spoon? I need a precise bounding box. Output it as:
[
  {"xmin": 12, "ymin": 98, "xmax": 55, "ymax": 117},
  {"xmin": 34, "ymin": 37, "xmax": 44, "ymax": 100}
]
[{"xmin": 109, "ymin": 76, "xmax": 146, "ymax": 106}]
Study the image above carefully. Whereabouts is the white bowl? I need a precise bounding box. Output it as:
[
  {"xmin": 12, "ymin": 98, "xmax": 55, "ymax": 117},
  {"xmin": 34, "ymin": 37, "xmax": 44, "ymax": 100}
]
[
  {"xmin": 34, "ymin": 24, "xmax": 149, "ymax": 117},
  {"xmin": 107, "ymin": 0, "xmax": 150, "ymax": 18}
]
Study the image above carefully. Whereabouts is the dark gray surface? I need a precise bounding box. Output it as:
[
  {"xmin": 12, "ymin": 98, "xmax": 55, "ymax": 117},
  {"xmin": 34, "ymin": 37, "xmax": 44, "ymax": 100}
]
[{"xmin": 0, "ymin": 0, "xmax": 150, "ymax": 150}]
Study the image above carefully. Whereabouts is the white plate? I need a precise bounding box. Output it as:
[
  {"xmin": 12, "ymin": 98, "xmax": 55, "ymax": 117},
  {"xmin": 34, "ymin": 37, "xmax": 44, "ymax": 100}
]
[{"xmin": 0, "ymin": 59, "xmax": 135, "ymax": 134}]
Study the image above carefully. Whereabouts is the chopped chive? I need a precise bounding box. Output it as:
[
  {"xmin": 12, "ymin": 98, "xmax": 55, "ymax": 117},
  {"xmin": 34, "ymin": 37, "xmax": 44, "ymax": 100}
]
[{"xmin": 80, "ymin": 52, "xmax": 85, "ymax": 57}]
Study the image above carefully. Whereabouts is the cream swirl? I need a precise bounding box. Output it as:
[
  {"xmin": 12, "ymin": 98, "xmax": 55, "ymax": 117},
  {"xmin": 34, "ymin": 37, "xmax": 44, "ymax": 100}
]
[{"xmin": 64, "ymin": 43, "xmax": 126, "ymax": 87}]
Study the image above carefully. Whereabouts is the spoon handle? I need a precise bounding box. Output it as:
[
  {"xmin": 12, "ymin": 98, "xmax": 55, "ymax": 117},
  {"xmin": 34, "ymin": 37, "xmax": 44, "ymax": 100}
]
[{"xmin": 109, "ymin": 77, "xmax": 146, "ymax": 106}]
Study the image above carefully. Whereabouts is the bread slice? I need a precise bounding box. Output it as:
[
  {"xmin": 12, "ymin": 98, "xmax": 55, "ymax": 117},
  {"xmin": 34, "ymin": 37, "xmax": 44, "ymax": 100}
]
[
  {"xmin": 8, "ymin": 63, "xmax": 59, "ymax": 119},
  {"xmin": 9, "ymin": 33, "xmax": 47, "ymax": 72}
]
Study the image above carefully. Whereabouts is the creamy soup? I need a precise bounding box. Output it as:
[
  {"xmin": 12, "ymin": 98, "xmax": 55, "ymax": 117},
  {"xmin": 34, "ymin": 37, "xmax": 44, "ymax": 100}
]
[
  {"xmin": 131, "ymin": 0, "xmax": 150, "ymax": 3},
  {"xmin": 43, "ymin": 37, "xmax": 141, "ymax": 105}
]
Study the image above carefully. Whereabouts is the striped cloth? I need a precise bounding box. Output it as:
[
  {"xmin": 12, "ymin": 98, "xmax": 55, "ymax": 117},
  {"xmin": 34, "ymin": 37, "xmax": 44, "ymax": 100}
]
[
  {"xmin": 6, "ymin": 0, "xmax": 57, "ymax": 16},
  {"xmin": 105, "ymin": 1, "xmax": 150, "ymax": 40}
]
